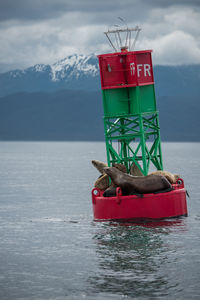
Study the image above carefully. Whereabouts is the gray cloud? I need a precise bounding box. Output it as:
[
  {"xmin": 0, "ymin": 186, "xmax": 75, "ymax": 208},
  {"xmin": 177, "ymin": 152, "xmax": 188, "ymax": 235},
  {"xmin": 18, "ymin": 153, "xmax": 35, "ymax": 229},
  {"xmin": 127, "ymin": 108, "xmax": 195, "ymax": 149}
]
[
  {"xmin": 1, "ymin": 0, "xmax": 199, "ymax": 22},
  {"xmin": 0, "ymin": 0, "xmax": 67, "ymax": 21},
  {"xmin": 0, "ymin": 0, "xmax": 200, "ymax": 72}
]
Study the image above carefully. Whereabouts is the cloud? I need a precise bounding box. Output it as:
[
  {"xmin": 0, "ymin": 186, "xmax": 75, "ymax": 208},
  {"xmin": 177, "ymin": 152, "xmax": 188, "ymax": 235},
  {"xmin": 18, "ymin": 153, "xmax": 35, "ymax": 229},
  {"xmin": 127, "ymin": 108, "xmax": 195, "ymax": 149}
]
[
  {"xmin": 0, "ymin": 0, "xmax": 199, "ymax": 22},
  {"xmin": 140, "ymin": 31, "xmax": 200, "ymax": 65},
  {"xmin": 137, "ymin": 7, "xmax": 200, "ymax": 65},
  {"xmin": 0, "ymin": 0, "xmax": 67, "ymax": 22},
  {"xmin": 0, "ymin": 0, "xmax": 200, "ymax": 72}
]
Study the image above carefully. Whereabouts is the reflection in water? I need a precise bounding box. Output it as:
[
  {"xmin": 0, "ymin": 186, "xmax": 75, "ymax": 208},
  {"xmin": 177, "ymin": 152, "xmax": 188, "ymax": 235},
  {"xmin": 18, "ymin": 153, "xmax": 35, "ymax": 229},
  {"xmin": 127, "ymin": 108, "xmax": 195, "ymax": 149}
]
[{"xmin": 89, "ymin": 219, "xmax": 186, "ymax": 298}]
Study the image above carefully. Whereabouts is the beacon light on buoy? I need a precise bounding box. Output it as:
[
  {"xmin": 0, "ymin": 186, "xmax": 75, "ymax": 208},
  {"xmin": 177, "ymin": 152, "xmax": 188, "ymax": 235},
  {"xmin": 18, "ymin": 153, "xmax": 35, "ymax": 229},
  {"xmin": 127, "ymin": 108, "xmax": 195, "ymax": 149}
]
[{"xmin": 91, "ymin": 24, "xmax": 188, "ymax": 221}]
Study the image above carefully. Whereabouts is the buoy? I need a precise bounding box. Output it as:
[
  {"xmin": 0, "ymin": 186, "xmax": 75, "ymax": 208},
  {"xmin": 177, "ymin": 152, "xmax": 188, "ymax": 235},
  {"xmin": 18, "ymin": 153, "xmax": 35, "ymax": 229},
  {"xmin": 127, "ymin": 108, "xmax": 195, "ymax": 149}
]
[{"xmin": 91, "ymin": 25, "xmax": 188, "ymax": 221}]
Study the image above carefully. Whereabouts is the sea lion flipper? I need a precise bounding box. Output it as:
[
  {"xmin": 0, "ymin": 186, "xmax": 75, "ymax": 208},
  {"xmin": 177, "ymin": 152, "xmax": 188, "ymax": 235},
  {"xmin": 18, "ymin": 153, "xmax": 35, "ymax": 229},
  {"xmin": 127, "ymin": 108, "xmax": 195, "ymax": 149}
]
[
  {"xmin": 103, "ymin": 186, "xmax": 116, "ymax": 197},
  {"xmin": 94, "ymin": 174, "xmax": 110, "ymax": 190},
  {"xmin": 153, "ymin": 186, "xmax": 174, "ymax": 194}
]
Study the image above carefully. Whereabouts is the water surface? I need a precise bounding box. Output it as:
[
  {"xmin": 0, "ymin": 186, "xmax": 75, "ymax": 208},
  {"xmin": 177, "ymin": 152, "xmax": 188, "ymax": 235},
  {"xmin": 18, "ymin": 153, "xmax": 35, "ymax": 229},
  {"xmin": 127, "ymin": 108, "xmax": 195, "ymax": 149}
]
[{"xmin": 0, "ymin": 142, "xmax": 199, "ymax": 299}]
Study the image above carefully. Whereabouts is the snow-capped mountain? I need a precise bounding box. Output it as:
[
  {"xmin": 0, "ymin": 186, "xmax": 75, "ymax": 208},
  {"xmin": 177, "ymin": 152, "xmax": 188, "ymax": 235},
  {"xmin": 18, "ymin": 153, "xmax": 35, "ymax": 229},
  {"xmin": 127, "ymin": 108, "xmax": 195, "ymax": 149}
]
[
  {"xmin": 0, "ymin": 54, "xmax": 100, "ymax": 97},
  {"xmin": 23, "ymin": 54, "xmax": 99, "ymax": 81},
  {"xmin": 50, "ymin": 54, "xmax": 98, "ymax": 81},
  {"xmin": 1, "ymin": 53, "xmax": 200, "ymax": 98}
]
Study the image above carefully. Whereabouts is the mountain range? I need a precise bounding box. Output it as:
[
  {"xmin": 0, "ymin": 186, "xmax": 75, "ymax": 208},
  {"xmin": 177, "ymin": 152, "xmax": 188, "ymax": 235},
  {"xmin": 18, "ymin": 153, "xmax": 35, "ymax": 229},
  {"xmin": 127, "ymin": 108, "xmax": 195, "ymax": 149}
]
[
  {"xmin": 0, "ymin": 54, "xmax": 100, "ymax": 97},
  {"xmin": 0, "ymin": 54, "xmax": 199, "ymax": 141}
]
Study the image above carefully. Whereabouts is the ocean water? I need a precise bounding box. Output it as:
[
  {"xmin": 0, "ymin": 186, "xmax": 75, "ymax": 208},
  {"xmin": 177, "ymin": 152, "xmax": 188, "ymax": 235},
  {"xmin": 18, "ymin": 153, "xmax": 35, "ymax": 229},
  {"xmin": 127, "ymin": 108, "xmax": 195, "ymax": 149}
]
[{"xmin": 0, "ymin": 141, "xmax": 199, "ymax": 300}]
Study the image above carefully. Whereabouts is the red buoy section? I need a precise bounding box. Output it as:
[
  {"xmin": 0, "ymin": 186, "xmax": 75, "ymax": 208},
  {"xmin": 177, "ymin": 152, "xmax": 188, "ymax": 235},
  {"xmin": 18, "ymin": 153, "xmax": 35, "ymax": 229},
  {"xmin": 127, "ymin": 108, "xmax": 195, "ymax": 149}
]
[
  {"xmin": 92, "ymin": 179, "xmax": 188, "ymax": 221},
  {"xmin": 98, "ymin": 50, "xmax": 154, "ymax": 90}
]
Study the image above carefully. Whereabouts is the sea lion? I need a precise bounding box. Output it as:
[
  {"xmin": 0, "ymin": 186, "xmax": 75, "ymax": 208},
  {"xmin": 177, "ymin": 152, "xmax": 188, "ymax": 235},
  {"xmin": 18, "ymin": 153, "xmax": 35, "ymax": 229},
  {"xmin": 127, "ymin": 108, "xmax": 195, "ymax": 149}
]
[
  {"xmin": 130, "ymin": 163, "xmax": 144, "ymax": 176},
  {"xmin": 102, "ymin": 163, "xmax": 126, "ymax": 196},
  {"xmin": 103, "ymin": 185, "xmax": 144, "ymax": 197},
  {"xmin": 103, "ymin": 185, "xmax": 117, "ymax": 197},
  {"xmin": 94, "ymin": 174, "xmax": 110, "ymax": 190},
  {"xmin": 149, "ymin": 170, "xmax": 180, "ymax": 184},
  {"xmin": 93, "ymin": 161, "xmax": 127, "ymax": 190},
  {"xmin": 113, "ymin": 163, "xmax": 127, "ymax": 173},
  {"xmin": 91, "ymin": 160, "xmax": 108, "ymax": 174},
  {"xmin": 104, "ymin": 167, "xmax": 173, "ymax": 195}
]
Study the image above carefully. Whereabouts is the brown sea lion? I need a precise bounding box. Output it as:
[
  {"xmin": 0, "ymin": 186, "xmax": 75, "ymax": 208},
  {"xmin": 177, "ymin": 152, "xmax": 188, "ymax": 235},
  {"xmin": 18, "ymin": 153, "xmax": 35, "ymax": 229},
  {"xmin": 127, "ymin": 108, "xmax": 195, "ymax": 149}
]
[
  {"xmin": 103, "ymin": 163, "xmax": 127, "ymax": 196},
  {"xmin": 93, "ymin": 162, "xmax": 127, "ymax": 190},
  {"xmin": 103, "ymin": 185, "xmax": 117, "ymax": 197},
  {"xmin": 94, "ymin": 174, "xmax": 110, "ymax": 190},
  {"xmin": 91, "ymin": 160, "xmax": 108, "ymax": 174},
  {"xmin": 149, "ymin": 170, "xmax": 180, "ymax": 184},
  {"xmin": 130, "ymin": 163, "xmax": 144, "ymax": 176},
  {"xmin": 103, "ymin": 185, "xmax": 144, "ymax": 197},
  {"xmin": 104, "ymin": 167, "xmax": 173, "ymax": 195},
  {"xmin": 113, "ymin": 163, "xmax": 127, "ymax": 173}
]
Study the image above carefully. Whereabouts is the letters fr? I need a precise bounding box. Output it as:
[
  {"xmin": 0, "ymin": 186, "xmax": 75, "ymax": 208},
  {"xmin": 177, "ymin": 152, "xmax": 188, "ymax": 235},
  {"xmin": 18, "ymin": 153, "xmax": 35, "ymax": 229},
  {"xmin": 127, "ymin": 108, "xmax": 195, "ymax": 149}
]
[{"xmin": 130, "ymin": 63, "xmax": 151, "ymax": 77}]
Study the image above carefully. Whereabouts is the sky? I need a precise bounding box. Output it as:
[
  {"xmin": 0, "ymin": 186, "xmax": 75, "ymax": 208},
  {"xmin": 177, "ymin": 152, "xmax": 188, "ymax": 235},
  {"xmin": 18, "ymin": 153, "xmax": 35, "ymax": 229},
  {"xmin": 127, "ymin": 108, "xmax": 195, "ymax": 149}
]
[{"xmin": 0, "ymin": 0, "xmax": 200, "ymax": 72}]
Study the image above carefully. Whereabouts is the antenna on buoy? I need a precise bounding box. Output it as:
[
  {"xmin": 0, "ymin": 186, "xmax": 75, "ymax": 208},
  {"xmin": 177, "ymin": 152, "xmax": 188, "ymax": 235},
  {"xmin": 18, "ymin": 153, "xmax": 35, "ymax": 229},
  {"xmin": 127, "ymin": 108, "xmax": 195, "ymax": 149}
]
[{"xmin": 104, "ymin": 18, "xmax": 141, "ymax": 52}]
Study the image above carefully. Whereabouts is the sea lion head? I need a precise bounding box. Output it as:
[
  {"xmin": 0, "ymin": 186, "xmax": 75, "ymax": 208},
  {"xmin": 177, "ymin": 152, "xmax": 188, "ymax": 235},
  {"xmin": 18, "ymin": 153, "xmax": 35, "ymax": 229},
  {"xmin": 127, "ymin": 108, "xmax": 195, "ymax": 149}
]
[
  {"xmin": 103, "ymin": 167, "xmax": 116, "ymax": 177},
  {"xmin": 91, "ymin": 160, "xmax": 108, "ymax": 174},
  {"xmin": 112, "ymin": 163, "xmax": 127, "ymax": 173},
  {"xmin": 103, "ymin": 166, "xmax": 124, "ymax": 184}
]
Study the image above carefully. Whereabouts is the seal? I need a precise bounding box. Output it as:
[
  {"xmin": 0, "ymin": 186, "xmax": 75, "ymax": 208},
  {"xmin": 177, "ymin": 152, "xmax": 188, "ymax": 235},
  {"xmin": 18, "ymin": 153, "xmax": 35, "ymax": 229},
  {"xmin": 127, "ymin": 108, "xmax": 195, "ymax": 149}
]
[
  {"xmin": 130, "ymin": 162, "xmax": 144, "ymax": 176},
  {"xmin": 113, "ymin": 163, "xmax": 127, "ymax": 173},
  {"xmin": 104, "ymin": 167, "xmax": 173, "ymax": 195},
  {"xmin": 92, "ymin": 160, "xmax": 107, "ymax": 174},
  {"xmin": 149, "ymin": 170, "xmax": 180, "ymax": 184},
  {"xmin": 103, "ymin": 185, "xmax": 144, "ymax": 197},
  {"xmin": 92, "ymin": 160, "xmax": 127, "ymax": 174},
  {"xmin": 93, "ymin": 161, "xmax": 127, "ymax": 190},
  {"xmin": 94, "ymin": 174, "xmax": 110, "ymax": 190},
  {"xmin": 103, "ymin": 185, "xmax": 117, "ymax": 197}
]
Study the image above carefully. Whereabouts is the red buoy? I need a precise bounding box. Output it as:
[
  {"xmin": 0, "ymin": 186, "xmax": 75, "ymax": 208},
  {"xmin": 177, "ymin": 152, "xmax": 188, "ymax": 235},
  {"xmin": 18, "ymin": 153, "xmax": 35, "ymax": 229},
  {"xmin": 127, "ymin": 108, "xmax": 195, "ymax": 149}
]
[{"xmin": 92, "ymin": 179, "xmax": 188, "ymax": 221}]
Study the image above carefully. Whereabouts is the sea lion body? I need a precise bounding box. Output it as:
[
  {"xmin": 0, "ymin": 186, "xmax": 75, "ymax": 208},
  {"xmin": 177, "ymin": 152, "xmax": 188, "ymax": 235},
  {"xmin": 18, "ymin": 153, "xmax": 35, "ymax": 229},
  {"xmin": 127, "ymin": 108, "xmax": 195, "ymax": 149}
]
[
  {"xmin": 149, "ymin": 170, "xmax": 180, "ymax": 184},
  {"xmin": 103, "ymin": 186, "xmax": 117, "ymax": 197},
  {"xmin": 104, "ymin": 167, "xmax": 173, "ymax": 195},
  {"xmin": 94, "ymin": 174, "xmax": 110, "ymax": 190},
  {"xmin": 103, "ymin": 185, "xmax": 144, "ymax": 197},
  {"xmin": 113, "ymin": 163, "xmax": 127, "ymax": 173},
  {"xmin": 93, "ymin": 161, "xmax": 127, "ymax": 190}
]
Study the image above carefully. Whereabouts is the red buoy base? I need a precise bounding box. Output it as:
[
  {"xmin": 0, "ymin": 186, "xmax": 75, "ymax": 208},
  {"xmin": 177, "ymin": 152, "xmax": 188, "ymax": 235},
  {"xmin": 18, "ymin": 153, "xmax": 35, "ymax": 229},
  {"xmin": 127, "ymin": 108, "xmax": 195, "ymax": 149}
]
[{"xmin": 91, "ymin": 179, "xmax": 188, "ymax": 221}]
